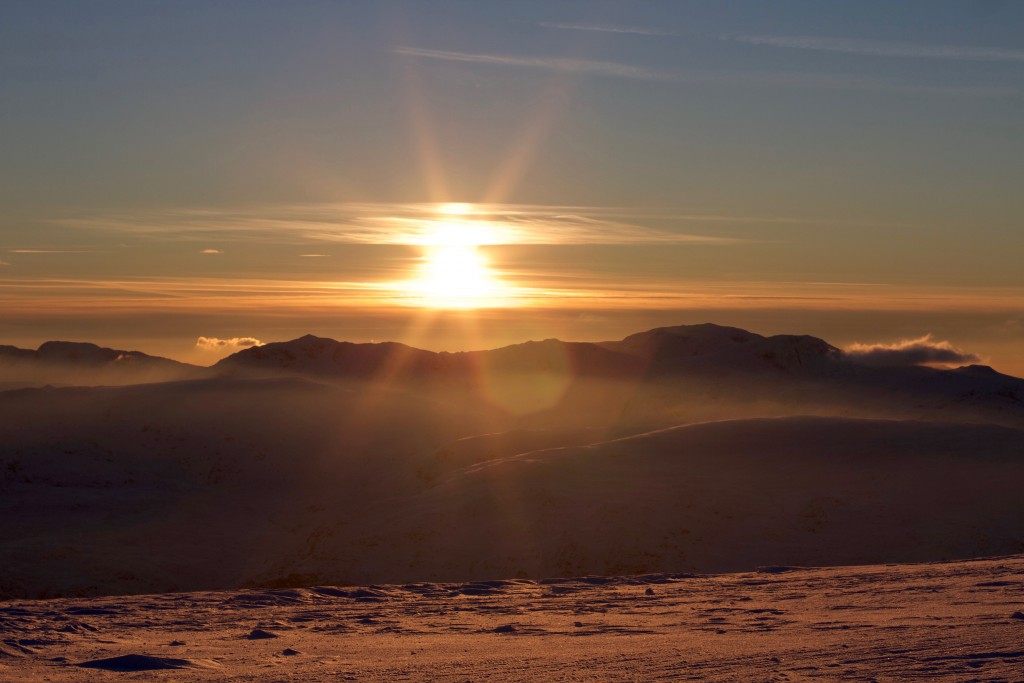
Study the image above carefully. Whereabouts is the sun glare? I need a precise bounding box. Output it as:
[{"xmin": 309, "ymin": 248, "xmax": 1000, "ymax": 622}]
[
  {"xmin": 403, "ymin": 208, "xmax": 514, "ymax": 308},
  {"xmin": 415, "ymin": 243, "xmax": 499, "ymax": 307}
]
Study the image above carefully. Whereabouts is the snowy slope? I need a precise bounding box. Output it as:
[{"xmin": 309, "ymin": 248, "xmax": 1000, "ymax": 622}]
[{"xmin": 3, "ymin": 387, "xmax": 1022, "ymax": 597}]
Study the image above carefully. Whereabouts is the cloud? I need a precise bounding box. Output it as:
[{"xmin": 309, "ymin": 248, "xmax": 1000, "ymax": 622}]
[
  {"xmin": 54, "ymin": 203, "xmax": 751, "ymax": 247},
  {"xmin": 727, "ymin": 34, "xmax": 1024, "ymax": 62},
  {"xmin": 541, "ymin": 21, "xmax": 1024, "ymax": 63},
  {"xmin": 0, "ymin": 260, "xmax": 9, "ymax": 266},
  {"xmin": 844, "ymin": 335, "xmax": 981, "ymax": 367},
  {"xmin": 539, "ymin": 22, "xmax": 679, "ymax": 37},
  {"xmin": 393, "ymin": 45, "xmax": 1014, "ymax": 98},
  {"xmin": 201, "ymin": 248, "xmax": 223, "ymax": 254},
  {"xmin": 394, "ymin": 46, "xmax": 674, "ymax": 81},
  {"xmin": 8, "ymin": 249, "xmax": 101, "ymax": 253},
  {"xmin": 195, "ymin": 336, "xmax": 263, "ymax": 352}
]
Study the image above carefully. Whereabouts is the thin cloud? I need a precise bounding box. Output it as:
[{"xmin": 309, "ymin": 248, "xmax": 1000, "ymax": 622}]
[
  {"xmin": 394, "ymin": 46, "xmax": 674, "ymax": 81},
  {"xmin": 195, "ymin": 336, "xmax": 264, "ymax": 352},
  {"xmin": 844, "ymin": 334, "xmax": 981, "ymax": 367},
  {"xmin": 201, "ymin": 248, "xmax": 223, "ymax": 254},
  {"xmin": 727, "ymin": 34, "xmax": 1024, "ymax": 62},
  {"xmin": 537, "ymin": 23, "xmax": 1020, "ymax": 95},
  {"xmin": 539, "ymin": 22, "xmax": 679, "ymax": 37},
  {"xmin": 54, "ymin": 203, "xmax": 748, "ymax": 247},
  {"xmin": 2, "ymin": 276, "xmax": 1023, "ymax": 319},
  {"xmin": 8, "ymin": 249, "xmax": 100, "ymax": 253},
  {"xmin": 544, "ymin": 21, "xmax": 1024, "ymax": 62},
  {"xmin": 395, "ymin": 46, "xmax": 1013, "ymax": 97}
]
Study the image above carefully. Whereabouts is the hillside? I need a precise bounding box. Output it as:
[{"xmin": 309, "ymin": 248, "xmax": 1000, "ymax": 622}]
[{"xmin": 2, "ymin": 387, "xmax": 1022, "ymax": 597}]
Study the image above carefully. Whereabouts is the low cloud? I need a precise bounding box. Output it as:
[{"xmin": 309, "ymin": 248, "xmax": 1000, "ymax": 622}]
[
  {"xmin": 201, "ymin": 248, "xmax": 223, "ymax": 254},
  {"xmin": 845, "ymin": 335, "xmax": 981, "ymax": 367},
  {"xmin": 195, "ymin": 336, "xmax": 263, "ymax": 352}
]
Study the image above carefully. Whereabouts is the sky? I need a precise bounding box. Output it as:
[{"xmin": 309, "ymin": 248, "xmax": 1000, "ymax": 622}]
[{"xmin": 1, "ymin": 0, "xmax": 1022, "ymax": 373}]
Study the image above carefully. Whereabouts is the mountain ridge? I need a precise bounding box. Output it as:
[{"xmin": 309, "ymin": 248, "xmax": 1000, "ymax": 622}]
[
  {"xmin": 1, "ymin": 323, "xmax": 1014, "ymax": 381},
  {"xmin": 2, "ymin": 325, "xmax": 1020, "ymax": 428}
]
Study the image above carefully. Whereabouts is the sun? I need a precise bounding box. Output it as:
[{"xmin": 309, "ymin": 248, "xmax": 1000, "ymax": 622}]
[
  {"xmin": 403, "ymin": 213, "xmax": 513, "ymax": 308},
  {"xmin": 415, "ymin": 242, "xmax": 499, "ymax": 307}
]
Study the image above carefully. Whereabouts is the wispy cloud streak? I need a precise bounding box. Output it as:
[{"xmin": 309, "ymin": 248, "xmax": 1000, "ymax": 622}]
[
  {"xmin": 539, "ymin": 22, "xmax": 679, "ymax": 37},
  {"xmin": 394, "ymin": 46, "xmax": 674, "ymax": 81},
  {"xmin": 728, "ymin": 34, "xmax": 1024, "ymax": 62},
  {"xmin": 8, "ymin": 249, "xmax": 103, "ymax": 254},
  {"xmin": 2, "ymin": 277, "xmax": 1022, "ymax": 317},
  {"xmin": 394, "ymin": 45, "xmax": 1015, "ymax": 97},
  {"xmin": 54, "ymin": 203, "xmax": 746, "ymax": 247},
  {"xmin": 541, "ymin": 20, "xmax": 1024, "ymax": 62}
]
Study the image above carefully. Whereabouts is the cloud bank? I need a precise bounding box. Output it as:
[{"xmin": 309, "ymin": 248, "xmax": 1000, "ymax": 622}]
[
  {"xmin": 195, "ymin": 336, "xmax": 263, "ymax": 352},
  {"xmin": 844, "ymin": 335, "xmax": 981, "ymax": 367}
]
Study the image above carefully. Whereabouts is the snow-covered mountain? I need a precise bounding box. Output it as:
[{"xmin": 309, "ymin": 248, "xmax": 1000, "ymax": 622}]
[
  {"xmin": 600, "ymin": 323, "xmax": 844, "ymax": 375},
  {"xmin": 207, "ymin": 324, "xmax": 1024, "ymax": 428},
  {"xmin": 0, "ymin": 341, "xmax": 201, "ymax": 387}
]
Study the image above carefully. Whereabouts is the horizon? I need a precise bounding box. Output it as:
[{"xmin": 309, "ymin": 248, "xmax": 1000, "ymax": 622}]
[{"xmin": 8, "ymin": 319, "xmax": 1012, "ymax": 380}]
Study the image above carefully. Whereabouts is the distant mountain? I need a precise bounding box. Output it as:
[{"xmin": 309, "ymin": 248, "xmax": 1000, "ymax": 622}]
[
  {"xmin": 599, "ymin": 323, "xmax": 844, "ymax": 375},
  {"xmin": 0, "ymin": 340, "xmax": 201, "ymax": 387},
  {"xmin": 213, "ymin": 334, "xmax": 447, "ymax": 380},
  {"xmin": 214, "ymin": 334, "xmax": 643, "ymax": 382},
  {"xmin": 212, "ymin": 324, "xmax": 847, "ymax": 382},
  {"xmin": 209, "ymin": 323, "xmax": 1024, "ymax": 428},
  {"xmin": 3, "ymin": 323, "xmax": 1022, "ymax": 427},
  {"xmin": 215, "ymin": 323, "xmax": 1016, "ymax": 383}
]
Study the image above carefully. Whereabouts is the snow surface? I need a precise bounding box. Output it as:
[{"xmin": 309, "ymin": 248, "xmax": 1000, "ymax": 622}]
[
  {"xmin": 1, "ymin": 556, "xmax": 1023, "ymax": 681},
  {"xmin": 1, "ymin": 378, "xmax": 1022, "ymax": 597}
]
